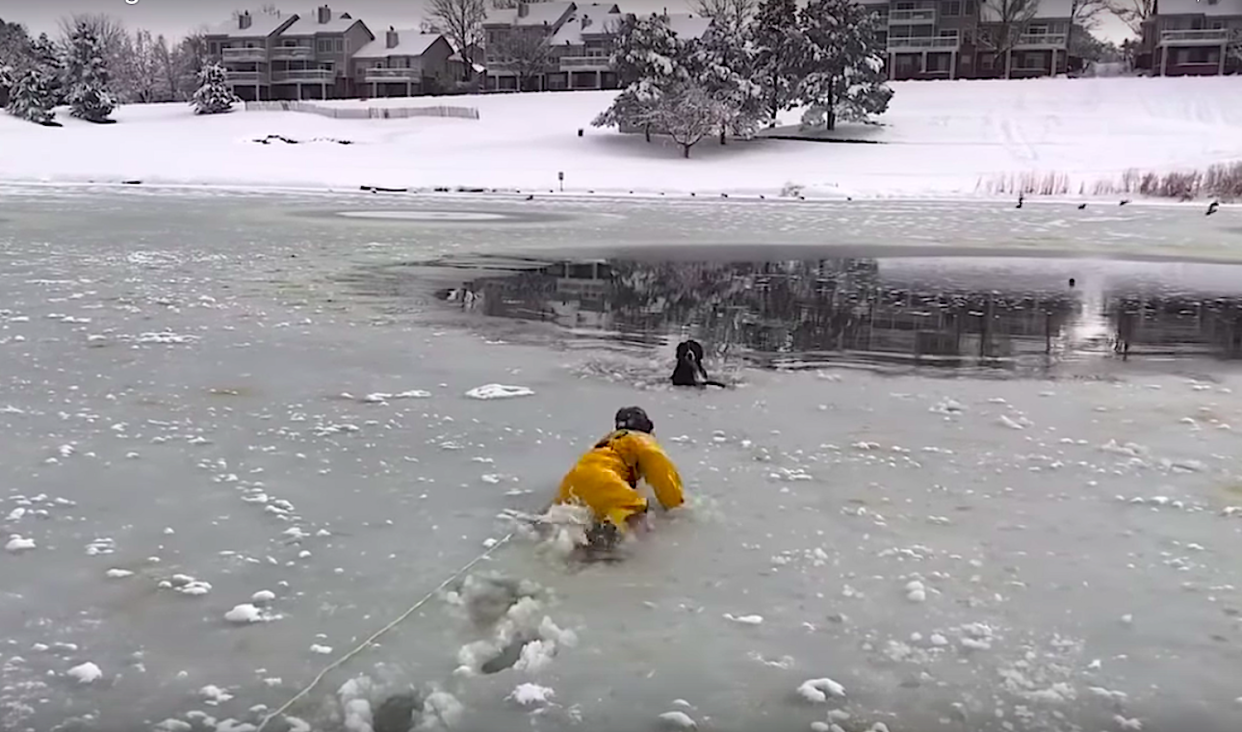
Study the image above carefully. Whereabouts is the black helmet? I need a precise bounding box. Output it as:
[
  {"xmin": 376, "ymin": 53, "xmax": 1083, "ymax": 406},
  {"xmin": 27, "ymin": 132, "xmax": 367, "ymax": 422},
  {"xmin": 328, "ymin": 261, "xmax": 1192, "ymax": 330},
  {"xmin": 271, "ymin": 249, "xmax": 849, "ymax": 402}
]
[{"xmin": 614, "ymin": 406, "xmax": 654, "ymax": 434}]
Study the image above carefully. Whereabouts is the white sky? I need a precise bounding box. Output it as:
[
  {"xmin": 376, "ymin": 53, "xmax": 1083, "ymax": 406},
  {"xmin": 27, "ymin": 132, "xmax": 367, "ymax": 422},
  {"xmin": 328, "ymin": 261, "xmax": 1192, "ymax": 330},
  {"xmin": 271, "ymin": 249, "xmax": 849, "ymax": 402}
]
[{"xmin": 7, "ymin": 0, "xmax": 1133, "ymax": 44}]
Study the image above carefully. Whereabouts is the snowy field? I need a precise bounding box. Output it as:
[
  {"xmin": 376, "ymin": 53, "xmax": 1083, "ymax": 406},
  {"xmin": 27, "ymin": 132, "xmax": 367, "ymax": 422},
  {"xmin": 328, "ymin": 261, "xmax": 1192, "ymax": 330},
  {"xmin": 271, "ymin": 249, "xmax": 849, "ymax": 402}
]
[
  {"xmin": 3, "ymin": 189, "xmax": 1242, "ymax": 732},
  {"xmin": 2, "ymin": 76, "xmax": 1242, "ymax": 199}
]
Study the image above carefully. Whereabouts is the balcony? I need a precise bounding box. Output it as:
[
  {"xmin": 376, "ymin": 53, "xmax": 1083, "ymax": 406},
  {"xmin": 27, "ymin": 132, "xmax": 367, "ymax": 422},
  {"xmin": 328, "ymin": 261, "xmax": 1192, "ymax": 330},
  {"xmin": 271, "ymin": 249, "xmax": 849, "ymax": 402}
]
[
  {"xmin": 271, "ymin": 45, "xmax": 315, "ymax": 60},
  {"xmin": 1159, "ymin": 29, "xmax": 1232, "ymax": 45},
  {"xmin": 272, "ymin": 69, "xmax": 334, "ymax": 83},
  {"xmin": 1014, "ymin": 32, "xmax": 1068, "ymax": 49},
  {"xmin": 888, "ymin": 8, "xmax": 936, "ymax": 24},
  {"xmin": 888, "ymin": 36, "xmax": 960, "ymax": 51},
  {"xmin": 363, "ymin": 68, "xmax": 420, "ymax": 82},
  {"xmin": 561, "ymin": 55, "xmax": 611, "ymax": 71},
  {"xmin": 226, "ymin": 70, "xmax": 264, "ymax": 83},
  {"xmin": 222, "ymin": 46, "xmax": 267, "ymax": 62}
]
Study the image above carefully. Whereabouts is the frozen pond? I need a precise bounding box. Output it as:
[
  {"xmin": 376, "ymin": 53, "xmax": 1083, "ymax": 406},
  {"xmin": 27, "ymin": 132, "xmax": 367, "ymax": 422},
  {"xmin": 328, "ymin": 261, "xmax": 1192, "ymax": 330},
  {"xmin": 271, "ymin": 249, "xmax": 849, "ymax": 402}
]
[{"xmin": 2, "ymin": 188, "xmax": 1242, "ymax": 732}]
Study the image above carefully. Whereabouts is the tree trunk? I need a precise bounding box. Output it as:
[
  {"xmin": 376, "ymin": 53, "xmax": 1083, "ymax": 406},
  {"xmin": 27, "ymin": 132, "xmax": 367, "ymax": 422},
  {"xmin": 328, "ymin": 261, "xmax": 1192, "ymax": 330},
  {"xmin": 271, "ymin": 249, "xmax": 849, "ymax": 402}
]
[
  {"xmin": 644, "ymin": 124, "xmax": 651, "ymax": 143},
  {"xmin": 825, "ymin": 85, "xmax": 837, "ymax": 131},
  {"xmin": 719, "ymin": 128, "xmax": 726, "ymax": 145},
  {"xmin": 682, "ymin": 142, "xmax": 691, "ymax": 158}
]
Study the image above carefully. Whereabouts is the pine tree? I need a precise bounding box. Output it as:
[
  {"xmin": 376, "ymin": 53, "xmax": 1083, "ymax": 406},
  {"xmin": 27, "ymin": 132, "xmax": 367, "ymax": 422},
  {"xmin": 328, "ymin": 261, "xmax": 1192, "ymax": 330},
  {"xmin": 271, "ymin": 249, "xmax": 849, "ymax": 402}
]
[
  {"xmin": 593, "ymin": 13, "xmax": 688, "ymax": 142},
  {"xmin": 191, "ymin": 62, "xmax": 239, "ymax": 115},
  {"xmin": 29, "ymin": 33, "xmax": 65, "ymax": 105},
  {"xmin": 797, "ymin": 0, "xmax": 892, "ymax": 132},
  {"xmin": 7, "ymin": 66, "xmax": 58, "ymax": 125},
  {"xmin": 750, "ymin": 0, "xmax": 807, "ymax": 124},
  {"xmin": 64, "ymin": 21, "xmax": 116, "ymax": 122},
  {"xmin": 686, "ymin": 25, "xmax": 764, "ymax": 145}
]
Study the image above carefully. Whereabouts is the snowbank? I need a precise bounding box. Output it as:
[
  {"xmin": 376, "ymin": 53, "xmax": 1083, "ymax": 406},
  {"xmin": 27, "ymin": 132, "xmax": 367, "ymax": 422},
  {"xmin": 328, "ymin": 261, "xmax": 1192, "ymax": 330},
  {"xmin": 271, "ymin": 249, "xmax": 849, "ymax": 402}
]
[{"xmin": 2, "ymin": 77, "xmax": 1241, "ymax": 198}]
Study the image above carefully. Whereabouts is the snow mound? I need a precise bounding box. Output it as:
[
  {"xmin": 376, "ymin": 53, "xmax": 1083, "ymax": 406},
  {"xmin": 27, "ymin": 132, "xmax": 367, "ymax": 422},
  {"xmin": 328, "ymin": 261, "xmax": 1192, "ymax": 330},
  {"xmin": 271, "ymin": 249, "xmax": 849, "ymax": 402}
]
[
  {"xmin": 658, "ymin": 710, "xmax": 698, "ymax": 729},
  {"xmin": 5, "ymin": 535, "xmax": 35, "ymax": 553},
  {"xmin": 509, "ymin": 682, "xmax": 554, "ymax": 706},
  {"xmin": 66, "ymin": 662, "xmax": 102, "ymax": 684},
  {"xmin": 465, "ymin": 384, "xmax": 535, "ymax": 400},
  {"xmin": 797, "ymin": 677, "xmax": 846, "ymax": 703}
]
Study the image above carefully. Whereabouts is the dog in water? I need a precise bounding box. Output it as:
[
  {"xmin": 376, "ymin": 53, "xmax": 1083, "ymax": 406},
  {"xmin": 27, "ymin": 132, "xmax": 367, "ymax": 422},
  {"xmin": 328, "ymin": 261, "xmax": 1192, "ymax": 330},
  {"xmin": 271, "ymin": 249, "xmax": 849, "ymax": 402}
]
[{"xmin": 671, "ymin": 339, "xmax": 727, "ymax": 388}]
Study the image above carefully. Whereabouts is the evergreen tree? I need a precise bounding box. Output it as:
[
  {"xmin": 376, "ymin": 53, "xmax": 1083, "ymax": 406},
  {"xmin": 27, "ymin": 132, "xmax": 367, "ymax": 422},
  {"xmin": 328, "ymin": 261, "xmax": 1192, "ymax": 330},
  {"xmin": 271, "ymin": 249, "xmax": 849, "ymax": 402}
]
[
  {"xmin": 29, "ymin": 33, "xmax": 65, "ymax": 104},
  {"xmin": 592, "ymin": 13, "xmax": 687, "ymax": 142},
  {"xmin": 64, "ymin": 21, "xmax": 116, "ymax": 122},
  {"xmin": 796, "ymin": 0, "xmax": 892, "ymax": 132},
  {"xmin": 191, "ymin": 62, "xmax": 240, "ymax": 115},
  {"xmin": 7, "ymin": 66, "xmax": 58, "ymax": 125},
  {"xmin": 686, "ymin": 25, "xmax": 764, "ymax": 145},
  {"xmin": 750, "ymin": 0, "xmax": 807, "ymax": 124}
]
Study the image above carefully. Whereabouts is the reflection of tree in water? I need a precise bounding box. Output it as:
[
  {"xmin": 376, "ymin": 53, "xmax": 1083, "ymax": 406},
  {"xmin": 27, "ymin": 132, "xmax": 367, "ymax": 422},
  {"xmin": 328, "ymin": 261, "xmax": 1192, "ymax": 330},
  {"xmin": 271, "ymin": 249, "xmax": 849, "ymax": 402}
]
[{"xmin": 458, "ymin": 257, "xmax": 1242, "ymax": 365}]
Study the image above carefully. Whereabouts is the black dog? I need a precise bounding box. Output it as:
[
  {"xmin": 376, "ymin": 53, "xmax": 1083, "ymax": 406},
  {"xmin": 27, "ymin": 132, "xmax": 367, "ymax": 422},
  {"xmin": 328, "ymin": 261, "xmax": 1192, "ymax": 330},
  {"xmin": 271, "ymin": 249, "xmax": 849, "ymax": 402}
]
[{"xmin": 671, "ymin": 340, "xmax": 727, "ymax": 388}]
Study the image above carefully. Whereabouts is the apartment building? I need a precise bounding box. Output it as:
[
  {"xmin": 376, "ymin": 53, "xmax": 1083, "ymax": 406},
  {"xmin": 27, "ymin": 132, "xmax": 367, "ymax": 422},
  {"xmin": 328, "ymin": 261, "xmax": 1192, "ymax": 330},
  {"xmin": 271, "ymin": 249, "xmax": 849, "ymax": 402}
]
[
  {"xmin": 1140, "ymin": 0, "xmax": 1242, "ymax": 76},
  {"xmin": 482, "ymin": 2, "xmax": 710, "ymax": 92},
  {"xmin": 864, "ymin": 0, "xmax": 1073, "ymax": 81},
  {"xmin": 352, "ymin": 28, "xmax": 459, "ymax": 97}
]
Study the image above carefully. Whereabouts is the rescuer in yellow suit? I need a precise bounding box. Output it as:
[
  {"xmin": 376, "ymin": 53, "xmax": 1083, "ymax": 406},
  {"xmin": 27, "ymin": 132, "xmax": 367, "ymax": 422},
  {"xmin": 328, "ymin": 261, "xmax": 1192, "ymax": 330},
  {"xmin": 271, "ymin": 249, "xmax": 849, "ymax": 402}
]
[{"xmin": 553, "ymin": 406, "xmax": 685, "ymax": 551}]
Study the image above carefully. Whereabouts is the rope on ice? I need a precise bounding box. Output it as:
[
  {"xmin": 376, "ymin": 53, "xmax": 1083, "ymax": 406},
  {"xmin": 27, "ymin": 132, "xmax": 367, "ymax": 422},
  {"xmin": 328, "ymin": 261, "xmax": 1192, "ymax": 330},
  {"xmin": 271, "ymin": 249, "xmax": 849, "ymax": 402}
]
[{"xmin": 255, "ymin": 531, "xmax": 516, "ymax": 732}]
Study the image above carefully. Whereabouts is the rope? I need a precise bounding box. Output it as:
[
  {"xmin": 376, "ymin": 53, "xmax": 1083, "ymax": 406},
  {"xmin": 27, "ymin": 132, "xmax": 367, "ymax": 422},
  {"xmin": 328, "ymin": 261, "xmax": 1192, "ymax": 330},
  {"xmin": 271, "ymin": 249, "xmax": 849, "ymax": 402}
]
[{"xmin": 255, "ymin": 532, "xmax": 515, "ymax": 732}]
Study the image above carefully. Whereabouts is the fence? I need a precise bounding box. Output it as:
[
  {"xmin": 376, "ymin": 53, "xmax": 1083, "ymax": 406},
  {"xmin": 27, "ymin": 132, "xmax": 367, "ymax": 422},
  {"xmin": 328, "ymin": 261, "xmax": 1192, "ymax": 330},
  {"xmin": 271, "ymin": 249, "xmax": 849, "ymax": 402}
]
[{"xmin": 242, "ymin": 100, "xmax": 480, "ymax": 120}]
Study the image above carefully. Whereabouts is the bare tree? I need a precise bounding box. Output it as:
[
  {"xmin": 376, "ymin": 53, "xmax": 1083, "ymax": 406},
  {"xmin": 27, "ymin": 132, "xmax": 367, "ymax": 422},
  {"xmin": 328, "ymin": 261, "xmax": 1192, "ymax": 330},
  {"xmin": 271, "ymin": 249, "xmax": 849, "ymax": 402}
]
[
  {"xmin": 173, "ymin": 32, "xmax": 210, "ymax": 99},
  {"xmin": 654, "ymin": 82, "xmax": 723, "ymax": 159},
  {"xmin": 429, "ymin": 0, "xmax": 487, "ymax": 79},
  {"xmin": 58, "ymin": 13, "xmax": 127, "ymax": 61},
  {"xmin": 123, "ymin": 29, "xmax": 160, "ymax": 102},
  {"xmin": 1072, "ymin": 0, "xmax": 1110, "ymax": 29},
  {"xmin": 690, "ymin": 0, "xmax": 758, "ymax": 35},
  {"xmin": 976, "ymin": 0, "xmax": 1040, "ymax": 79},
  {"xmin": 492, "ymin": 29, "xmax": 551, "ymax": 91},
  {"xmin": 419, "ymin": 19, "xmax": 444, "ymax": 33},
  {"xmin": 153, "ymin": 34, "xmax": 179, "ymax": 101},
  {"xmin": 1105, "ymin": 0, "xmax": 1154, "ymax": 34}
]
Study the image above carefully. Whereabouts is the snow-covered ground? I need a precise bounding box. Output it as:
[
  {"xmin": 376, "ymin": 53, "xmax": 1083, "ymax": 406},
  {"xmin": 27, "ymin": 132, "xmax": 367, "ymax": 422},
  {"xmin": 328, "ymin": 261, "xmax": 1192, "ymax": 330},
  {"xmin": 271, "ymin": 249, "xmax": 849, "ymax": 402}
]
[
  {"xmin": 3, "ymin": 189, "xmax": 1242, "ymax": 732},
  {"xmin": 2, "ymin": 76, "xmax": 1242, "ymax": 199}
]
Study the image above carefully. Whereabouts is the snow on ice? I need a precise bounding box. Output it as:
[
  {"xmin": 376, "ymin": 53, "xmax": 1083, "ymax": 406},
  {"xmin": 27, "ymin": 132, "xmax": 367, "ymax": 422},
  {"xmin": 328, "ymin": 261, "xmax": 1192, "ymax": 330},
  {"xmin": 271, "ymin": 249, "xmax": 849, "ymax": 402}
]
[{"xmin": 464, "ymin": 384, "xmax": 536, "ymax": 400}]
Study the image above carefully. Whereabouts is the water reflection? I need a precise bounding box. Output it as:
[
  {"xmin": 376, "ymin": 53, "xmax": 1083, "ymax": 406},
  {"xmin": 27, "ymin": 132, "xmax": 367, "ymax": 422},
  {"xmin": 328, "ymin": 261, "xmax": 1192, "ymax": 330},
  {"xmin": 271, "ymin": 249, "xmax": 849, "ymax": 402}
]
[{"xmin": 424, "ymin": 255, "xmax": 1242, "ymax": 371}]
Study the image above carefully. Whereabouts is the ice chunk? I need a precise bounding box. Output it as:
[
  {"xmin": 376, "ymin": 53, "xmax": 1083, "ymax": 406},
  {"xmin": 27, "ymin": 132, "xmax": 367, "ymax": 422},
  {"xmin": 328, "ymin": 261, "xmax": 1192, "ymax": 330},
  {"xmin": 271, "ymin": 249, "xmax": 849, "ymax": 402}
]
[
  {"xmin": 658, "ymin": 711, "xmax": 698, "ymax": 729},
  {"xmin": 5, "ymin": 535, "xmax": 35, "ymax": 553},
  {"xmin": 1113, "ymin": 715, "xmax": 1142, "ymax": 730},
  {"xmin": 465, "ymin": 384, "xmax": 535, "ymax": 400},
  {"xmin": 310, "ymin": 644, "xmax": 333, "ymax": 655},
  {"xmin": 723, "ymin": 613, "xmax": 763, "ymax": 625},
  {"xmin": 797, "ymin": 677, "xmax": 846, "ymax": 702},
  {"xmin": 67, "ymin": 662, "xmax": 102, "ymax": 684},
  {"xmin": 154, "ymin": 720, "xmax": 194, "ymax": 732},
  {"xmin": 510, "ymin": 683, "xmax": 554, "ymax": 707},
  {"xmin": 105, "ymin": 568, "xmax": 134, "ymax": 579},
  {"xmin": 200, "ymin": 685, "xmax": 234, "ymax": 703},
  {"xmin": 361, "ymin": 390, "xmax": 431, "ymax": 403},
  {"xmin": 251, "ymin": 590, "xmax": 276, "ymax": 603},
  {"xmin": 224, "ymin": 604, "xmax": 269, "ymax": 624}
]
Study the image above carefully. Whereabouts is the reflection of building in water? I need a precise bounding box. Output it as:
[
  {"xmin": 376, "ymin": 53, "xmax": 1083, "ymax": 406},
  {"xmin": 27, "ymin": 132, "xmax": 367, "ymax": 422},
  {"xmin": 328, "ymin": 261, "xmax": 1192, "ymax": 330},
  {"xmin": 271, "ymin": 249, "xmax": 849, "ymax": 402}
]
[{"xmin": 458, "ymin": 257, "xmax": 1242, "ymax": 365}]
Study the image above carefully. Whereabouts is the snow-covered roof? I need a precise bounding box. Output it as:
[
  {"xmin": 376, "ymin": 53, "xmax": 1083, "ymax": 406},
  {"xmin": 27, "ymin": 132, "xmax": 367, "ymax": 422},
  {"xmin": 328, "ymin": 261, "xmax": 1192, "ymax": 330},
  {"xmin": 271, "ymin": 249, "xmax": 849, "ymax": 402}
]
[
  {"xmin": 549, "ymin": 4, "xmax": 623, "ymax": 45},
  {"xmin": 980, "ymin": 0, "xmax": 1073, "ymax": 22},
  {"xmin": 353, "ymin": 30, "xmax": 443, "ymax": 58},
  {"xmin": 517, "ymin": 1, "xmax": 576, "ymax": 26},
  {"xmin": 205, "ymin": 11, "xmax": 297, "ymax": 38},
  {"xmin": 666, "ymin": 13, "xmax": 711, "ymax": 40},
  {"xmin": 283, "ymin": 8, "xmax": 363, "ymax": 35},
  {"xmin": 1157, "ymin": 0, "xmax": 1242, "ymax": 15}
]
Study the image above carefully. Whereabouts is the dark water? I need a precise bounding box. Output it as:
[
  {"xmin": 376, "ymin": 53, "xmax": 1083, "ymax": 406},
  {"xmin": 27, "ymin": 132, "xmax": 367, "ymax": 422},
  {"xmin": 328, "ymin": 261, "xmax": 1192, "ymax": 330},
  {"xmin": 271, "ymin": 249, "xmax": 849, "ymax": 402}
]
[{"xmin": 340, "ymin": 248, "xmax": 1242, "ymax": 376}]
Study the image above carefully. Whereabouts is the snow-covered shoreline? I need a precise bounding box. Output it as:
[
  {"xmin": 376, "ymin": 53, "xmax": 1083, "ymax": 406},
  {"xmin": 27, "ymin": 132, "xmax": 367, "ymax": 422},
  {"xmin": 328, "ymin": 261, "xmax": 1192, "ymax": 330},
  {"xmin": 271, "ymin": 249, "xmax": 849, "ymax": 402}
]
[{"xmin": 2, "ymin": 76, "xmax": 1241, "ymax": 200}]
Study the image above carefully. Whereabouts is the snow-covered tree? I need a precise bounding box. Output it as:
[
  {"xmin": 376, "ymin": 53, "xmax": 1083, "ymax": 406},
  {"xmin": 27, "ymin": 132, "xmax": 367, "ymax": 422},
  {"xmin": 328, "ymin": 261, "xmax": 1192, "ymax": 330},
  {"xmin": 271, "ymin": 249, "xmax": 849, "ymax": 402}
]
[
  {"xmin": 653, "ymin": 81, "xmax": 724, "ymax": 158},
  {"xmin": 7, "ymin": 66, "xmax": 58, "ymax": 125},
  {"xmin": 686, "ymin": 24, "xmax": 764, "ymax": 144},
  {"xmin": 796, "ymin": 0, "xmax": 892, "ymax": 132},
  {"xmin": 750, "ymin": 0, "xmax": 807, "ymax": 123},
  {"xmin": 690, "ymin": 0, "xmax": 757, "ymax": 35},
  {"xmin": 191, "ymin": 62, "xmax": 239, "ymax": 115},
  {"xmin": 115, "ymin": 28, "xmax": 160, "ymax": 103},
  {"xmin": 64, "ymin": 21, "xmax": 116, "ymax": 122},
  {"xmin": 593, "ymin": 13, "xmax": 687, "ymax": 142},
  {"xmin": 28, "ymin": 33, "xmax": 65, "ymax": 104}
]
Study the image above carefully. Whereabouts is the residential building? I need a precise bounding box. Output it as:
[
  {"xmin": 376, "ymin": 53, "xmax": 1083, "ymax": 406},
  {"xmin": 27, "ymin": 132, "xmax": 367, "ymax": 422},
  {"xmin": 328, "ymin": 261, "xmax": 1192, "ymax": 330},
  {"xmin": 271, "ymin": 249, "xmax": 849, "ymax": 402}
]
[
  {"xmin": 203, "ymin": 10, "xmax": 299, "ymax": 101},
  {"xmin": 273, "ymin": 6, "xmax": 374, "ymax": 98},
  {"xmin": 866, "ymin": 0, "xmax": 1072, "ymax": 81},
  {"xmin": 205, "ymin": 5, "xmax": 374, "ymax": 100},
  {"xmin": 482, "ymin": 1, "xmax": 577, "ymax": 91},
  {"xmin": 352, "ymin": 28, "xmax": 459, "ymax": 97},
  {"xmin": 1140, "ymin": 0, "xmax": 1242, "ymax": 76},
  {"xmin": 482, "ymin": 2, "xmax": 711, "ymax": 92}
]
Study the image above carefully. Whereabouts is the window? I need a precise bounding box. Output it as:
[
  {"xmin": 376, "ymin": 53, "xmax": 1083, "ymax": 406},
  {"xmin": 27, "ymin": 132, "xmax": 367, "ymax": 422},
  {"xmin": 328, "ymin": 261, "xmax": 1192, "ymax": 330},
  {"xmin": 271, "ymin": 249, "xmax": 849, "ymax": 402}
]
[
  {"xmin": 942, "ymin": 1, "xmax": 961, "ymax": 16},
  {"xmin": 928, "ymin": 52, "xmax": 951, "ymax": 71},
  {"xmin": 964, "ymin": 0, "xmax": 977, "ymax": 14},
  {"xmin": 1027, "ymin": 24, "xmax": 1048, "ymax": 35},
  {"xmin": 335, "ymin": 38, "xmax": 343, "ymax": 52},
  {"xmin": 939, "ymin": 28, "xmax": 959, "ymax": 39},
  {"xmin": 1021, "ymin": 51, "xmax": 1043, "ymax": 68}
]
